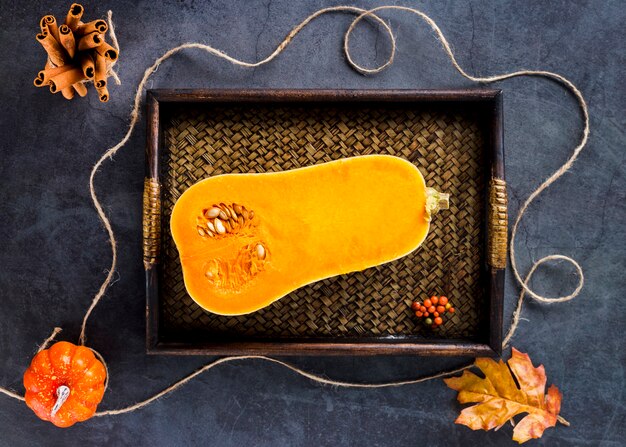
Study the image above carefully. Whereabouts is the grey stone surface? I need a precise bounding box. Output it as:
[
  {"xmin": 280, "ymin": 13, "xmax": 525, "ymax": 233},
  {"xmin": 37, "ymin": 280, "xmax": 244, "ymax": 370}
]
[{"xmin": 0, "ymin": 0, "xmax": 624, "ymax": 445}]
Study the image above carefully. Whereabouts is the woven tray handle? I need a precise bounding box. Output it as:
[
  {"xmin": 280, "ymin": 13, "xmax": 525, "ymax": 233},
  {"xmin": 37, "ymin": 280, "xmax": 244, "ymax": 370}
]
[
  {"xmin": 487, "ymin": 178, "xmax": 508, "ymax": 269},
  {"xmin": 143, "ymin": 177, "xmax": 161, "ymax": 269}
]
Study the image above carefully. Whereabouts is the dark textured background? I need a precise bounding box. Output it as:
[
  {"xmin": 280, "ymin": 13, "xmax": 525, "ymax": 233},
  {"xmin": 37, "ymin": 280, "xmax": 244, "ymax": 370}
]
[{"xmin": 0, "ymin": 1, "xmax": 624, "ymax": 445}]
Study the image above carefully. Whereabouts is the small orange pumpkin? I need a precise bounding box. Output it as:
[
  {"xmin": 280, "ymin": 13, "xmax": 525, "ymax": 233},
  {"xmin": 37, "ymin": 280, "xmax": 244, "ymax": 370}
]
[{"xmin": 23, "ymin": 341, "xmax": 106, "ymax": 427}]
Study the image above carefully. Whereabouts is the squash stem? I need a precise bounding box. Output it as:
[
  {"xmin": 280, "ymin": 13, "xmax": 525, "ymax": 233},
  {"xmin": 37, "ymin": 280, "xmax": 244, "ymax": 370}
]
[
  {"xmin": 425, "ymin": 188, "xmax": 450, "ymax": 220},
  {"xmin": 50, "ymin": 385, "xmax": 70, "ymax": 418}
]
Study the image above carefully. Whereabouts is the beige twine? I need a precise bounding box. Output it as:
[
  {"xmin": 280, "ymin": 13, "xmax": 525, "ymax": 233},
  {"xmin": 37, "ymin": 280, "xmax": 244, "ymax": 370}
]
[
  {"xmin": 105, "ymin": 10, "xmax": 122, "ymax": 85},
  {"xmin": 94, "ymin": 356, "xmax": 471, "ymax": 416},
  {"xmin": 0, "ymin": 387, "xmax": 25, "ymax": 402},
  {"xmin": 1, "ymin": 5, "xmax": 586, "ymax": 416},
  {"xmin": 37, "ymin": 327, "xmax": 63, "ymax": 353}
]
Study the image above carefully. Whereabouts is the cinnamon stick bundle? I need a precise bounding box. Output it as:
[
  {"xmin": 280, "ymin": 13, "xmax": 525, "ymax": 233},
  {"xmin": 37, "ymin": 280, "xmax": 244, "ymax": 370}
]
[{"xmin": 34, "ymin": 3, "xmax": 117, "ymax": 102}]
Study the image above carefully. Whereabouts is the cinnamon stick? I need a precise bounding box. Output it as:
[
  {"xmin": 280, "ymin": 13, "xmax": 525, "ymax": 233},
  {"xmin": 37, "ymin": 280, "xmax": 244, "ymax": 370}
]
[
  {"xmin": 95, "ymin": 42, "xmax": 118, "ymax": 61},
  {"xmin": 37, "ymin": 64, "xmax": 76, "ymax": 85},
  {"xmin": 77, "ymin": 32, "xmax": 103, "ymax": 51},
  {"xmin": 39, "ymin": 16, "xmax": 49, "ymax": 34},
  {"xmin": 33, "ymin": 73, "xmax": 45, "ymax": 87},
  {"xmin": 36, "ymin": 32, "xmax": 69, "ymax": 67},
  {"xmin": 35, "ymin": 61, "xmax": 54, "ymax": 85},
  {"xmin": 40, "ymin": 15, "xmax": 60, "ymax": 41},
  {"xmin": 96, "ymin": 85, "xmax": 109, "ymax": 102},
  {"xmin": 72, "ymin": 82, "xmax": 88, "ymax": 97},
  {"xmin": 58, "ymin": 25, "xmax": 76, "ymax": 58},
  {"xmin": 64, "ymin": 4, "xmax": 84, "ymax": 31},
  {"xmin": 94, "ymin": 53, "xmax": 107, "ymax": 88},
  {"xmin": 48, "ymin": 67, "xmax": 85, "ymax": 93},
  {"xmin": 75, "ymin": 20, "xmax": 108, "ymax": 36},
  {"xmin": 78, "ymin": 53, "xmax": 95, "ymax": 79},
  {"xmin": 61, "ymin": 87, "xmax": 75, "ymax": 100}
]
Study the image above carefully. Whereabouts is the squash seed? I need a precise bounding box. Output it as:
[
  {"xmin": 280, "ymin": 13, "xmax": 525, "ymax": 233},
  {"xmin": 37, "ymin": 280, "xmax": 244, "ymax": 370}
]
[
  {"xmin": 256, "ymin": 243, "xmax": 266, "ymax": 259},
  {"xmin": 233, "ymin": 204, "xmax": 243, "ymax": 215},
  {"xmin": 219, "ymin": 210, "xmax": 228, "ymax": 220},
  {"xmin": 197, "ymin": 227, "xmax": 206, "ymax": 236},
  {"xmin": 207, "ymin": 221, "xmax": 216, "ymax": 233},
  {"xmin": 206, "ymin": 207, "xmax": 221, "ymax": 219},
  {"xmin": 214, "ymin": 218, "xmax": 226, "ymax": 234}
]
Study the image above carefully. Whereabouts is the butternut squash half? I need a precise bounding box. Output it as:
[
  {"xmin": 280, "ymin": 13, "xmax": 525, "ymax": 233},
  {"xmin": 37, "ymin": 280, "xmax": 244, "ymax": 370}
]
[{"xmin": 170, "ymin": 155, "xmax": 449, "ymax": 315}]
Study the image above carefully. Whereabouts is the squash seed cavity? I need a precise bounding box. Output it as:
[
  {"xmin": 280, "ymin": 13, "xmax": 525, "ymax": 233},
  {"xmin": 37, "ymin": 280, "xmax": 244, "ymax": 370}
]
[
  {"xmin": 204, "ymin": 242, "xmax": 269, "ymax": 291},
  {"xmin": 197, "ymin": 202, "xmax": 256, "ymax": 239}
]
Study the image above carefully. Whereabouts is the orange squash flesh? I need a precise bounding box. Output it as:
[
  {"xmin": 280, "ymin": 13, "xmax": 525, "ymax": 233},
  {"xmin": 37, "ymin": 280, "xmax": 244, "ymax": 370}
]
[{"xmin": 171, "ymin": 155, "xmax": 448, "ymax": 315}]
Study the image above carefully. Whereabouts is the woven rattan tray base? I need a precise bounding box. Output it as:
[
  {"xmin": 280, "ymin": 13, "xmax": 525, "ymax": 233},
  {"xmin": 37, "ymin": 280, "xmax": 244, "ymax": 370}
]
[{"xmin": 160, "ymin": 104, "xmax": 485, "ymax": 340}]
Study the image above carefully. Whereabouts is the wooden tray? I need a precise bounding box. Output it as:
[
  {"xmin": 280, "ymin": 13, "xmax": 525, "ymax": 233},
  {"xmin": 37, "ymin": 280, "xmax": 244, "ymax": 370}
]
[{"xmin": 143, "ymin": 89, "xmax": 506, "ymax": 356}]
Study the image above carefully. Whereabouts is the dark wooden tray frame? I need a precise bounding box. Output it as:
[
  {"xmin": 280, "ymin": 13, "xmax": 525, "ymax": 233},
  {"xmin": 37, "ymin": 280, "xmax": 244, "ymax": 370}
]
[{"xmin": 144, "ymin": 89, "xmax": 505, "ymax": 356}]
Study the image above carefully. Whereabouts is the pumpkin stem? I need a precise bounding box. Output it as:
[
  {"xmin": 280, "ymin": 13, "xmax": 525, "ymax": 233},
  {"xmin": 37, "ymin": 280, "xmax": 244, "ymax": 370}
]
[
  {"xmin": 50, "ymin": 385, "xmax": 70, "ymax": 418},
  {"xmin": 425, "ymin": 188, "xmax": 450, "ymax": 221}
]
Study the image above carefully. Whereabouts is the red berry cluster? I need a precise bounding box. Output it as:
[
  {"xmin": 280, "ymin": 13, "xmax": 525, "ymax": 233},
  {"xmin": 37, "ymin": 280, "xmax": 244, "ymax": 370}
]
[{"xmin": 411, "ymin": 295, "xmax": 455, "ymax": 328}]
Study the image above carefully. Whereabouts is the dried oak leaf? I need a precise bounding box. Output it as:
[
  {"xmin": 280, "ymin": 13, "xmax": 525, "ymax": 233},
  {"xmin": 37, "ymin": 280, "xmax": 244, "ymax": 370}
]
[{"xmin": 444, "ymin": 348, "xmax": 564, "ymax": 444}]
